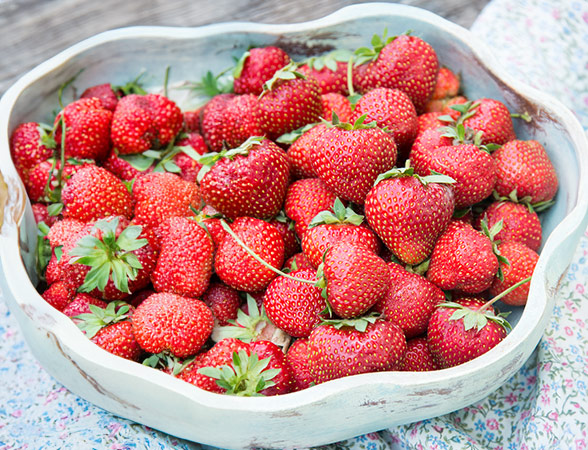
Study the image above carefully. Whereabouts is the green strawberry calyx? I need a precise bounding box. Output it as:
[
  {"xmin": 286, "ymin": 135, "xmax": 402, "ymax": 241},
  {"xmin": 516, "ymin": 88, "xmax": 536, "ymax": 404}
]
[
  {"xmin": 303, "ymin": 49, "xmax": 352, "ymax": 72},
  {"xmin": 187, "ymin": 68, "xmax": 234, "ymax": 98},
  {"xmin": 260, "ymin": 61, "xmax": 306, "ymax": 96},
  {"xmin": 113, "ymin": 71, "xmax": 148, "ymax": 97},
  {"xmin": 353, "ymin": 28, "xmax": 401, "ymax": 66},
  {"xmin": 308, "ymin": 197, "xmax": 363, "ymax": 228},
  {"xmin": 319, "ymin": 313, "xmax": 381, "ymax": 332},
  {"xmin": 479, "ymin": 217, "xmax": 510, "ymax": 281},
  {"xmin": 440, "ymin": 301, "xmax": 511, "ymax": 333},
  {"xmin": 213, "ymin": 295, "xmax": 272, "ymax": 343},
  {"xmin": 324, "ymin": 113, "xmax": 378, "ymax": 131},
  {"xmin": 492, "ymin": 189, "xmax": 555, "ymax": 213},
  {"xmin": 74, "ymin": 301, "xmax": 131, "ymax": 339},
  {"xmin": 197, "ymin": 349, "xmax": 280, "ymax": 397},
  {"xmin": 374, "ymin": 164, "xmax": 456, "ymax": 187},
  {"xmin": 276, "ymin": 122, "xmax": 319, "ymax": 145},
  {"xmin": 143, "ymin": 351, "xmax": 196, "ymax": 376},
  {"xmin": 69, "ymin": 217, "xmax": 148, "ymax": 294},
  {"xmin": 35, "ymin": 221, "xmax": 52, "ymax": 280},
  {"xmin": 196, "ymin": 136, "xmax": 265, "ymax": 183}
]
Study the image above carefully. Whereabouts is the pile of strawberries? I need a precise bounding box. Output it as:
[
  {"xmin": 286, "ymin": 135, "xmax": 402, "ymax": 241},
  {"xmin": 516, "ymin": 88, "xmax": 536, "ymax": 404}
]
[{"xmin": 10, "ymin": 31, "xmax": 558, "ymax": 396}]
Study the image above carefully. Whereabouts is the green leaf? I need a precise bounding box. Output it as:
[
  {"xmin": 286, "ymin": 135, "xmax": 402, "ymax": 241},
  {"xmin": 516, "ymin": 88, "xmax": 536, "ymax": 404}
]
[
  {"xmin": 47, "ymin": 203, "xmax": 64, "ymax": 216},
  {"xmin": 54, "ymin": 245, "xmax": 63, "ymax": 262},
  {"xmin": 119, "ymin": 153, "xmax": 156, "ymax": 171},
  {"xmin": 233, "ymin": 51, "xmax": 250, "ymax": 79}
]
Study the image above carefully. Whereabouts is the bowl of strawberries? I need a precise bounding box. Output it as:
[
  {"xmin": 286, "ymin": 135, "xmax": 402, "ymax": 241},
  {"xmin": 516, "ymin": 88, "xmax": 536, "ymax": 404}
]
[{"xmin": 1, "ymin": 3, "xmax": 587, "ymax": 448}]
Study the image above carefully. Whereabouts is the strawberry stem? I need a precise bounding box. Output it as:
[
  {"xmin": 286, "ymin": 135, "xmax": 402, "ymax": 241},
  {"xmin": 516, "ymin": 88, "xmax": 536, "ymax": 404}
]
[
  {"xmin": 478, "ymin": 276, "xmax": 532, "ymax": 313},
  {"xmin": 219, "ymin": 219, "xmax": 316, "ymax": 285}
]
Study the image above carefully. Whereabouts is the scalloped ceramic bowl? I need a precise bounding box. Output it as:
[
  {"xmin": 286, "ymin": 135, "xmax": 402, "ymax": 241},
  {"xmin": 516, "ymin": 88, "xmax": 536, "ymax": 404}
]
[{"xmin": 1, "ymin": 3, "xmax": 588, "ymax": 448}]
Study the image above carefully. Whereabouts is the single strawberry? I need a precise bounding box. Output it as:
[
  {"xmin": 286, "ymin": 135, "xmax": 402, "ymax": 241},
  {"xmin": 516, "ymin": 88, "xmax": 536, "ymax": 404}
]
[
  {"xmin": 374, "ymin": 262, "xmax": 445, "ymax": 339},
  {"xmin": 396, "ymin": 336, "xmax": 439, "ymax": 371},
  {"xmin": 41, "ymin": 280, "xmax": 76, "ymax": 311},
  {"xmin": 249, "ymin": 340, "xmax": 294, "ymax": 395},
  {"xmin": 62, "ymin": 293, "xmax": 108, "ymax": 319},
  {"xmin": 476, "ymin": 200, "xmax": 542, "ymax": 251},
  {"xmin": 233, "ymin": 46, "xmax": 291, "ymax": 95},
  {"xmin": 60, "ymin": 164, "xmax": 133, "ymax": 222},
  {"xmin": 80, "ymin": 83, "xmax": 119, "ymax": 111},
  {"xmin": 364, "ymin": 167, "xmax": 455, "ymax": 265},
  {"xmin": 9, "ymin": 122, "xmax": 54, "ymax": 181},
  {"xmin": 102, "ymin": 150, "xmax": 145, "ymax": 181},
  {"xmin": 321, "ymin": 241, "xmax": 389, "ymax": 319},
  {"xmin": 354, "ymin": 32, "xmax": 439, "ymax": 113},
  {"xmin": 76, "ymin": 302, "xmax": 142, "ymax": 361},
  {"xmin": 457, "ymin": 99, "xmax": 516, "ymax": 146},
  {"xmin": 182, "ymin": 108, "xmax": 202, "ymax": 133},
  {"xmin": 423, "ymin": 67, "xmax": 460, "ymax": 113},
  {"xmin": 202, "ymin": 282, "xmax": 242, "ymax": 326},
  {"xmin": 493, "ymin": 140, "xmax": 558, "ymax": 204},
  {"xmin": 214, "ymin": 217, "xmax": 285, "ymax": 292},
  {"xmin": 426, "ymin": 220, "xmax": 502, "ymax": 294},
  {"xmin": 199, "ymin": 136, "xmax": 290, "ymax": 220},
  {"xmin": 298, "ymin": 51, "xmax": 350, "ymax": 95},
  {"xmin": 410, "ymin": 125, "xmax": 454, "ymax": 156},
  {"xmin": 53, "ymin": 97, "xmax": 113, "ymax": 162},
  {"xmin": 111, "ymin": 94, "xmax": 183, "ymax": 155},
  {"xmin": 46, "ymin": 217, "xmax": 86, "ymax": 249},
  {"xmin": 132, "ymin": 172, "xmax": 201, "ymax": 229},
  {"xmin": 411, "ymin": 143, "xmax": 497, "ymax": 209},
  {"xmin": 286, "ymin": 338, "xmax": 314, "ymax": 391},
  {"xmin": 351, "ymin": 87, "xmax": 418, "ymax": 160},
  {"xmin": 200, "ymin": 93, "xmax": 234, "ymax": 151},
  {"xmin": 132, "ymin": 292, "xmax": 214, "ymax": 358},
  {"xmin": 285, "ymin": 124, "xmax": 327, "ymax": 180},
  {"xmin": 427, "ymin": 296, "xmax": 510, "ymax": 369},
  {"xmin": 269, "ymin": 213, "xmax": 299, "ymax": 261},
  {"xmin": 489, "ymin": 241, "xmax": 538, "ymax": 306},
  {"xmin": 321, "ymin": 93, "xmax": 353, "ymax": 123},
  {"xmin": 258, "ymin": 62, "xmax": 323, "ymax": 140},
  {"xmin": 312, "ymin": 115, "xmax": 397, "ymax": 205},
  {"xmin": 301, "ymin": 198, "xmax": 380, "ymax": 268},
  {"xmin": 283, "ymin": 252, "xmax": 314, "ymax": 272},
  {"xmin": 416, "ymin": 112, "xmax": 444, "ymax": 135},
  {"xmin": 151, "ymin": 216, "xmax": 214, "ymax": 298},
  {"xmin": 263, "ymin": 269, "xmax": 324, "ymax": 338},
  {"xmin": 307, "ymin": 316, "xmax": 406, "ymax": 383}
]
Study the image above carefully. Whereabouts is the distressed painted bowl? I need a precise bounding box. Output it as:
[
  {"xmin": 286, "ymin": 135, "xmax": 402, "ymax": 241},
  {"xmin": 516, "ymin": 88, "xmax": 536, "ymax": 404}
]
[{"xmin": 1, "ymin": 3, "xmax": 587, "ymax": 448}]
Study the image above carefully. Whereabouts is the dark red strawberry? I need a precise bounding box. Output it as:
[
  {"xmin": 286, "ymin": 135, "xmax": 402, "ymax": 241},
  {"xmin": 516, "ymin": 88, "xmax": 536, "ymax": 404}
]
[
  {"xmin": 263, "ymin": 269, "xmax": 324, "ymax": 338},
  {"xmin": 214, "ymin": 217, "xmax": 285, "ymax": 292},
  {"xmin": 427, "ymin": 296, "xmax": 509, "ymax": 369},
  {"xmin": 233, "ymin": 46, "xmax": 291, "ymax": 95},
  {"xmin": 202, "ymin": 282, "xmax": 242, "ymax": 326},
  {"xmin": 493, "ymin": 140, "xmax": 558, "ymax": 204},
  {"xmin": 286, "ymin": 338, "xmax": 314, "ymax": 391},
  {"xmin": 312, "ymin": 115, "xmax": 397, "ymax": 205},
  {"xmin": 489, "ymin": 241, "xmax": 538, "ymax": 306},
  {"xmin": 199, "ymin": 137, "xmax": 290, "ymax": 220},
  {"xmin": 60, "ymin": 164, "xmax": 133, "ymax": 222},
  {"xmin": 53, "ymin": 97, "xmax": 112, "ymax": 162},
  {"xmin": 9, "ymin": 122, "xmax": 54, "ymax": 181},
  {"xmin": 151, "ymin": 216, "xmax": 214, "ymax": 298},
  {"xmin": 132, "ymin": 292, "xmax": 214, "ymax": 358},
  {"xmin": 396, "ymin": 336, "xmax": 439, "ymax": 372},
  {"xmin": 258, "ymin": 62, "xmax": 323, "ymax": 140},
  {"xmin": 374, "ymin": 262, "xmax": 445, "ymax": 339},
  {"xmin": 351, "ymin": 87, "xmax": 418, "ymax": 160},
  {"xmin": 364, "ymin": 167, "xmax": 455, "ymax": 265},
  {"xmin": 307, "ymin": 316, "xmax": 406, "ymax": 383}
]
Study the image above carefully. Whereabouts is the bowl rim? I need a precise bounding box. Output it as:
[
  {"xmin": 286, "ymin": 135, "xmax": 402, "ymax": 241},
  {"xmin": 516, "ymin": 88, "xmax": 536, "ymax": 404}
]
[{"xmin": 1, "ymin": 1, "xmax": 588, "ymax": 416}]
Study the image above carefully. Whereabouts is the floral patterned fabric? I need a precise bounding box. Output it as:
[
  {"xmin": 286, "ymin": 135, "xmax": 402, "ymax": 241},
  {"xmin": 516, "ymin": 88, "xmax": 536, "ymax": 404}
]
[{"xmin": 1, "ymin": 0, "xmax": 587, "ymax": 448}]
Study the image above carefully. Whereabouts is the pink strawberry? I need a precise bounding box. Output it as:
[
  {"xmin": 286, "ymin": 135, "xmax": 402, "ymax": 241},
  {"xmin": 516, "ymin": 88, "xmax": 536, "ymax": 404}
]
[
  {"xmin": 233, "ymin": 46, "xmax": 291, "ymax": 95},
  {"xmin": 489, "ymin": 241, "xmax": 538, "ymax": 306},
  {"xmin": 364, "ymin": 167, "xmax": 455, "ymax": 265},
  {"xmin": 132, "ymin": 292, "xmax": 214, "ymax": 358}
]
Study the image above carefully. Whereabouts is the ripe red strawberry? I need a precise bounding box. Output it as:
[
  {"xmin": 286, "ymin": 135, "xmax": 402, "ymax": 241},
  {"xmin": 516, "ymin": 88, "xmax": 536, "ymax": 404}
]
[
  {"xmin": 53, "ymin": 97, "xmax": 113, "ymax": 162},
  {"xmin": 60, "ymin": 164, "xmax": 133, "ymax": 222},
  {"xmin": 351, "ymin": 87, "xmax": 418, "ymax": 160},
  {"xmin": 26, "ymin": 159, "xmax": 84, "ymax": 203},
  {"xmin": 31, "ymin": 203, "xmax": 58, "ymax": 227},
  {"xmin": 285, "ymin": 124, "xmax": 327, "ymax": 180},
  {"xmin": 411, "ymin": 143, "xmax": 497, "ymax": 209},
  {"xmin": 489, "ymin": 241, "xmax": 538, "ymax": 306},
  {"xmin": 249, "ymin": 340, "xmax": 294, "ymax": 395},
  {"xmin": 459, "ymin": 98, "xmax": 516, "ymax": 145},
  {"xmin": 322, "ymin": 241, "xmax": 389, "ymax": 318},
  {"xmin": 321, "ymin": 93, "xmax": 353, "ymax": 122},
  {"xmin": 132, "ymin": 172, "xmax": 200, "ymax": 229},
  {"xmin": 76, "ymin": 302, "xmax": 142, "ymax": 361},
  {"xmin": 199, "ymin": 137, "xmax": 290, "ymax": 220},
  {"xmin": 172, "ymin": 132, "xmax": 208, "ymax": 183},
  {"xmin": 41, "ymin": 280, "xmax": 76, "ymax": 311},
  {"xmin": 312, "ymin": 115, "xmax": 397, "ymax": 205},
  {"xmin": 396, "ymin": 336, "xmax": 439, "ymax": 372},
  {"xmin": 102, "ymin": 150, "xmax": 145, "ymax": 181},
  {"xmin": 416, "ymin": 112, "xmax": 444, "ymax": 135},
  {"xmin": 233, "ymin": 46, "xmax": 291, "ymax": 95},
  {"xmin": 426, "ymin": 220, "xmax": 501, "ymax": 294},
  {"xmin": 374, "ymin": 262, "xmax": 445, "ymax": 339},
  {"xmin": 298, "ymin": 53, "xmax": 349, "ymax": 95},
  {"xmin": 151, "ymin": 216, "xmax": 214, "ymax": 298},
  {"xmin": 202, "ymin": 282, "xmax": 242, "ymax": 326},
  {"xmin": 364, "ymin": 167, "xmax": 455, "ymax": 265},
  {"xmin": 62, "ymin": 293, "xmax": 108, "ymax": 319},
  {"xmin": 427, "ymin": 297, "xmax": 509, "ymax": 369},
  {"xmin": 476, "ymin": 201, "xmax": 542, "ymax": 251},
  {"xmin": 9, "ymin": 122, "xmax": 54, "ymax": 181},
  {"xmin": 258, "ymin": 62, "xmax": 323, "ymax": 140},
  {"xmin": 493, "ymin": 140, "xmax": 558, "ymax": 203},
  {"xmin": 354, "ymin": 33, "xmax": 439, "ymax": 113},
  {"xmin": 194, "ymin": 204, "xmax": 228, "ymax": 248},
  {"xmin": 283, "ymin": 252, "xmax": 314, "ymax": 272},
  {"xmin": 200, "ymin": 94, "xmax": 263, "ymax": 152},
  {"xmin": 286, "ymin": 338, "xmax": 314, "ymax": 391},
  {"xmin": 80, "ymin": 83, "xmax": 119, "ymax": 111},
  {"xmin": 111, "ymin": 94, "xmax": 183, "ymax": 155},
  {"xmin": 301, "ymin": 199, "xmax": 380, "ymax": 268},
  {"xmin": 46, "ymin": 218, "xmax": 86, "ymax": 249},
  {"xmin": 307, "ymin": 317, "xmax": 406, "ymax": 383},
  {"xmin": 410, "ymin": 125, "xmax": 454, "ymax": 156},
  {"xmin": 269, "ymin": 214, "xmax": 299, "ymax": 261},
  {"xmin": 182, "ymin": 108, "xmax": 202, "ymax": 133},
  {"xmin": 423, "ymin": 67, "xmax": 460, "ymax": 113},
  {"xmin": 214, "ymin": 217, "xmax": 285, "ymax": 292},
  {"xmin": 132, "ymin": 292, "xmax": 214, "ymax": 358},
  {"xmin": 284, "ymin": 177, "xmax": 339, "ymax": 238},
  {"xmin": 263, "ymin": 269, "xmax": 324, "ymax": 338}
]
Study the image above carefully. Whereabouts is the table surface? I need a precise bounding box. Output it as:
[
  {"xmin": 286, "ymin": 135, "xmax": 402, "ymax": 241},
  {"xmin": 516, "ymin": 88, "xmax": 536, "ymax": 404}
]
[{"xmin": 0, "ymin": 0, "xmax": 490, "ymax": 96}]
